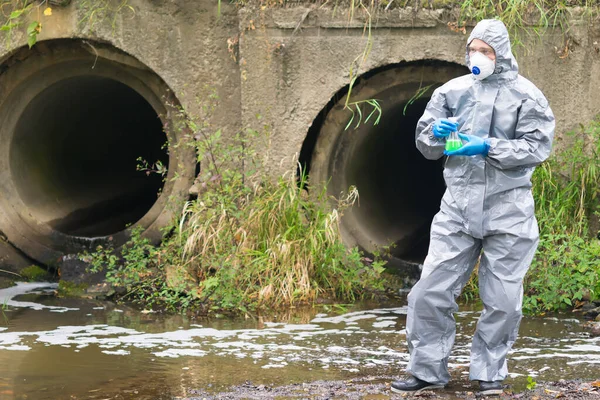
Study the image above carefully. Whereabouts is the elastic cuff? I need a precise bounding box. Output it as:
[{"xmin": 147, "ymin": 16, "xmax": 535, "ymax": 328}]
[{"xmin": 483, "ymin": 138, "xmax": 493, "ymax": 156}]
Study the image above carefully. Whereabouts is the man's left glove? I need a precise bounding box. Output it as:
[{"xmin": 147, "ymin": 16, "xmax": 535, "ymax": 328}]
[{"xmin": 444, "ymin": 133, "xmax": 490, "ymax": 156}]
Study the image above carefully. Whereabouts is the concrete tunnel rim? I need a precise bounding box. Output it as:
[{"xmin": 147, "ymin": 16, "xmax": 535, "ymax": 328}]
[
  {"xmin": 0, "ymin": 39, "xmax": 197, "ymax": 266},
  {"xmin": 306, "ymin": 60, "xmax": 469, "ymax": 268}
]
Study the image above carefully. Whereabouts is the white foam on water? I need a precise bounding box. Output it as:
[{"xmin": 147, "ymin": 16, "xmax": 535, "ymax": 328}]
[
  {"xmin": 0, "ymin": 282, "xmax": 78, "ymax": 312},
  {"xmin": 261, "ymin": 364, "xmax": 287, "ymax": 369},
  {"xmin": 102, "ymin": 349, "xmax": 130, "ymax": 356},
  {"xmin": 310, "ymin": 307, "xmax": 407, "ymax": 324},
  {"xmin": 332, "ymin": 358, "xmax": 360, "ymax": 365},
  {"xmin": 564, "ymin": 344, "xmax": 600, "ymax": 352},
  {"xmin": 2, "ymin": 297, "xmax": 598, "ymax": 381},
  {"xmin": 364, "ymin": 358, "xmax": 391, "ymax": 365},
  {"xmin": 326, "ymin": 346, "xmax": 347, "ymax": 353},
  {"xmin": 512, "ymin": 352, "xmax": 600, "ymax": 361},
  {"xmin": 567, "ymin": 360, "xmax": 600, "ymax": 365},
  {"xmin": 0, "ymin": 344, "xmax": 31, "ymax": 351},
  {"xmin": 212, "ymin": 341, "xmax": 265, "ymax": 351},
  {"xmin": 372, "ymin": 320, "xmax": 396, "ymax": 328},
  {"xmin": 153, "ymin": 349, "xmax": 207, "ymax": 358}
]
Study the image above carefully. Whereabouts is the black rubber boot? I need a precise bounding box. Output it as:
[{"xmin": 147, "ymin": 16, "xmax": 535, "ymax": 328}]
[
  {"xmin": 390, "ymin": 376, "xmax": 444, "ymax": 393},
  {"xmin": 479, "ymin": 380, "xmax": 503, "ymax": 396}
]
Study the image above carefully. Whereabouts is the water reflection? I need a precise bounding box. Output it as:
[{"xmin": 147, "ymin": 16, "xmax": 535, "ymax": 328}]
[{"xmin": 0, "ymin": 283, "xmax": 598, "ymax": 400}]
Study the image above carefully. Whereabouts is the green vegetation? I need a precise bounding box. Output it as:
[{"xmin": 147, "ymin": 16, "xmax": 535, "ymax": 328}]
[
  {"xmin": 0, "ymin": 0, "xmax": 134, "ymax": 47},
  {"xmin": 456, "ymin": 0, "xmax": 582, "ymax": 50},
  {"xmin": 85, "ymin": 98, "xmax": 386, "ymax": 314},
  {"xmin": 525, "ymin": 117, "xmax": 600, "ymax": 314},
  {"xmin": 0, "ymin": 0, "xmax": 47, "ymax": 47},
  {"xmin": 77, "ymin": 0, "xmax": 135, "ymax": 33},
  {"xmin": 57, "ymin": 280, "xmax": 89, "ymax": 297},
  {"xmin": 20, "ymin": 265, "xmax": 49, "ymax": 281},
  {"xmin": 462, "ymin": 117, "xmax": 600, "ymax": 314},
  {"xmin": 233, "ymin": 0, "xmax": 599, "ymax": 53}
]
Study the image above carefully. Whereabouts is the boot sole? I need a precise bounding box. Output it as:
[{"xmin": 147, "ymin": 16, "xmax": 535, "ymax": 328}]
[
  {"xmin": 390, "ymin": 384, "xmax": 444, "ymax": 394},
  {"xmin": 480, "ymin": 388, "xmax": 503, "ymax": 396}
]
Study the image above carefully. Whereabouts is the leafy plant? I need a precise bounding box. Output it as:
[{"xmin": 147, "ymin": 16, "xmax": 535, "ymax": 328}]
[
  {"xmin": 344, "ymin": 99, "xmax": 382, "ymax": 130},
  {"xmin": 524, "ymin": 117, "xmax": 600, "ymax": 313},
  {"xmin": 0, "ymin": 1, "xmax": 51, "ymax": 48},
  {"xmin": 86, "ymin": 226, "xmax": 194, "ymax": 311},
  {"xmin": 403, "ymin": 83, "xmax": 433, "ymax": 116},
  {"xmin": 136, "ymin": 157, "xmax": 167, "ymax": 178},
  {"xmin": 341, "ymin": 0, "xmax": 383, "ymax": 131},
  {"xmin": 526, "ymin": 375, "xmax": 537, "ymax": 390},
  {"xmin": 84, "ymin": 93, "xmax": 386, "ymax": 313}
]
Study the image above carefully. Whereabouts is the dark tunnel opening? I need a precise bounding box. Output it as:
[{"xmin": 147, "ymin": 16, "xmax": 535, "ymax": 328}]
[
  {"xmin": 9, "ymin": 76, "xmax": 168, "ymax": 238},
  {"xmin": 345, "ymin": 97, "xmax": 445, "ymax": 262},
  {"xmin": 304, "ymin": 61, "xmax": 469, "ymax": 271}
]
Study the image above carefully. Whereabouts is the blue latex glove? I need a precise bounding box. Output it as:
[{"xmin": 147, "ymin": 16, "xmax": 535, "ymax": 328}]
[
  {"xmin": 444, "ymin": 133, "xmax": 490, "ymax": 156},
  {"xmin": 432, "ymin": 118, "xmax": 459, "ymax": 138}
]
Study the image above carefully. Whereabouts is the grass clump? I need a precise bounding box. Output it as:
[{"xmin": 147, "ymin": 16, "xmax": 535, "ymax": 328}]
[{"xmin": 85, "ymin": 97, "xmax": 386, "ymax": 314}]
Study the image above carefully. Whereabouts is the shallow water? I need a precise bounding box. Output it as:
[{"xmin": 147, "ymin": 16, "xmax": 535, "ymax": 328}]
[{"xmin": 0, "ymin": 282, "xmax": 598, "ymax": 399}]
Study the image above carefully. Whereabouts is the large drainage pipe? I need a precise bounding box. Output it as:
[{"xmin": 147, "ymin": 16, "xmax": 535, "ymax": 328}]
[
  {"xmin": 307, "ymin": 61, "xmax": 468, "ymax": 274},
  {"xmin": 0, "ymin": 40, "xmax": 196, "ymax": 266}
]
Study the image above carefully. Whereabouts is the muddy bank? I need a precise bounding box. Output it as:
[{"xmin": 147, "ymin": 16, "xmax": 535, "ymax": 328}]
[{"xmin": 184, "ymin": 377, "xmax": 600, "ymax": 399}]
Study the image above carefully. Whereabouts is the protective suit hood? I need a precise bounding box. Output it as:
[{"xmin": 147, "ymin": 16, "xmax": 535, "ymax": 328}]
[{"xmin": 466, "ymin": 19, "xmax": 518, "ymax": 82}]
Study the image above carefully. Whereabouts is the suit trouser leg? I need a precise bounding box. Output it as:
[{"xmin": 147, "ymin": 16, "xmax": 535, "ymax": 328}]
[
  {"xmin": 469, "ymin": 219, "xmax": 539, "ymax": 382},
  {"xmin": 406, "ymin": 210, "xmax": 482, "ymax": 384}
]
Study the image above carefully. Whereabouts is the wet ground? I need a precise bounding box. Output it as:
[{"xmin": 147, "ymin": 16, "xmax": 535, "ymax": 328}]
[{"xmin": 0, "ymin": 283, "xmax": 599, "ymax": 400}]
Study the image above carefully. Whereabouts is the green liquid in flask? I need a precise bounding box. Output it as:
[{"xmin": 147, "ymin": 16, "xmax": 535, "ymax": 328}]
[
  {"xmin": 445, "ymin": 139, "xmax": 463, "ymax": 151},
  {"xmin": 445, "ymin": 127, "xmax": 463, "ymax": 152}
]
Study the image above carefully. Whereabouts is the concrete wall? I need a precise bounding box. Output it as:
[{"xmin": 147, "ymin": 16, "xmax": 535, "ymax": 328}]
[
  {"xmin": 0, "ymin": 0, "xmax": 598, "ymax": 275},
  {"xmin": 0, "ymin": 0, "xmax": 242, "ymax": 142},
  {"xmin": 238, "ymin": 6, "xmax": 600, "ymax": 173}
]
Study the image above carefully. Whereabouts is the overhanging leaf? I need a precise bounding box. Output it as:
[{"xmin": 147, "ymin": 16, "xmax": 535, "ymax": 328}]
[
  {"xmin": 27, "ymin": 21, "xmax": 39, "ymax": 35},
  {"xmin": 27, "ymin": 35, "xmax": 36, "ymax": 48}
]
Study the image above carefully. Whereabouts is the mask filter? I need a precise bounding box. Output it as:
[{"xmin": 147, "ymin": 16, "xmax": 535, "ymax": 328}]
[{"xmin": 469, "ymin": 51, "xmax": 495, "ymax": 80}]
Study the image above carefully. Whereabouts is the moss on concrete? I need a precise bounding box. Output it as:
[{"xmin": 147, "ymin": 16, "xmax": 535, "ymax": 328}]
[
  {"xmin": 57, "ymin": 280, "xmax": 89, "ymax": 297},
  {"xmin": 20, "ymin": 265, "xmax": 50, "ymax": 282}
]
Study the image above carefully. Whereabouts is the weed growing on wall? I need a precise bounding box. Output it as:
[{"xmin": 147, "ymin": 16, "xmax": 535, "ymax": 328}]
[
  {"xmin": 0, "ymin": 0, "xmax": 135, "ymax": 48},
  {"xmin": 77, "ymin": 0, "xmax": 135, "ymax": 33},
  {"xmin": 0, "ymin": 0, "xmax": 52, "ymax": 47},
  {"xmin": 457, "ymin": 0, "xmax": 562, "ymax": 51},
  {"xmin": 85, "ymin": 94, "xmax": 386, "ymax": 314}
]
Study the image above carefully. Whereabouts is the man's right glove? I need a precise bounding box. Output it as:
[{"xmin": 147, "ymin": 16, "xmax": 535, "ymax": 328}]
[
  {"xmin": 444, "ymin": 133, "xmax": 490, "ymax": 156},
  {"xmin": 432, "ymin": 118, "xmax": 459, "ymax": 138}
]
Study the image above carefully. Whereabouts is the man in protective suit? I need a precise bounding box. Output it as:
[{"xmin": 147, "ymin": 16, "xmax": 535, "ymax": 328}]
[{"xmin": 391, "ymin": 19, "xmax": 555, "ymax": 395}]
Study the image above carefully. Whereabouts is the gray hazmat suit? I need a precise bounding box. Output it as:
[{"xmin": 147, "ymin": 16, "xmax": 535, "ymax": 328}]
[{"xmin": 406, "ymin": 19, "xmax": 555, "ymax": 384}]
